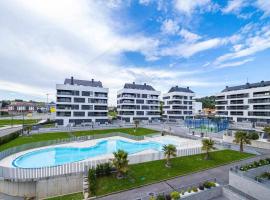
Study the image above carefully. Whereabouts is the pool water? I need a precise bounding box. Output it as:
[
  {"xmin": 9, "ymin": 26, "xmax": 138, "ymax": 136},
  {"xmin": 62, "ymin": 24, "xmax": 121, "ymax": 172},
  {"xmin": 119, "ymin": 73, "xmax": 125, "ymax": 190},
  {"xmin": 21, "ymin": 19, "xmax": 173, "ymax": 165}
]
[{"xmin": 12, "ymin": 140, "xmax": 164, "ymax": 168}]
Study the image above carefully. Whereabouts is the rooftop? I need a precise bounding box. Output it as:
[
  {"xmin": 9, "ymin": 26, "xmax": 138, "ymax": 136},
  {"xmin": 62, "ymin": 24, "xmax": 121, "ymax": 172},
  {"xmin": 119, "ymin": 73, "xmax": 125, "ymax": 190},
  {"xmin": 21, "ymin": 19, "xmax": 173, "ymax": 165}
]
[
  {"xmin": 64, "ymin": 77, "xmax": 103, "ymax": 87},
  {"xmin": 124, "ymin": 82, "xmax": 156, "ymax": 91},
  {"xmin": 222, "ymin": 80, "xmax": 270, "ymax": 92},
  {"xmin": 168, "ymin": 86, "xmax": 194, "ymax": 93}
]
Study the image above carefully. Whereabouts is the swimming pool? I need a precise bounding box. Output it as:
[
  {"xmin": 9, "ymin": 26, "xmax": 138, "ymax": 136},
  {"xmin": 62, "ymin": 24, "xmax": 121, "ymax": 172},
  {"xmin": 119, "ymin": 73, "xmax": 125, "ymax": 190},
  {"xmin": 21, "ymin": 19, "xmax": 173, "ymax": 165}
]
[{"xmin": 12, "ymin": 139, "xmax": 163, "ymax": 168}]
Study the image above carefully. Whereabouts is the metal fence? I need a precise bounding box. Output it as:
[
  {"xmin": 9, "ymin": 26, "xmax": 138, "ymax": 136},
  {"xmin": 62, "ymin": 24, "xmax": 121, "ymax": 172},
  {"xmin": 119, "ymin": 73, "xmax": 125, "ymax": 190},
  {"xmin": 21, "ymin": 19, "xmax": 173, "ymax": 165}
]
[{"xmin": 0, "ymin": 143, "xmax": 201, "ymax": 181}]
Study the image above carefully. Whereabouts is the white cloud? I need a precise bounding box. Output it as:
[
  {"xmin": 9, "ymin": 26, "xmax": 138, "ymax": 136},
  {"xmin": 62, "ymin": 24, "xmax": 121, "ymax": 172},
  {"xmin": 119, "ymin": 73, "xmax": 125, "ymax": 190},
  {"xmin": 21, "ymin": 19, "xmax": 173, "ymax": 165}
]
[
  {"xmin": 179, "ymin": 29, "xmax": 201, "ymax": 42},
  {"xmin": 139, "ymin": 0, "xmax": 152, "ymax": 6},
  {"xmin": 160, "ymin": 38, "xmax": 227, "ymax": 58},
  {"xmin": 256, "ymin": 0, "xmax": 270, "ymax": 16},
  {"xmin": 174, "ymin": 0, "xmax": 211, "ymax": 15},
  {"xmin": 161, "ymin": 19, "xmax": 180, "ymax": 35},
  {"xmin": 216, "ymin": 57, "xmax": 254, "ymax": 69},
  {"xmin": 222, "ymin": 0, "xmax": 246, "ymax": 13}
]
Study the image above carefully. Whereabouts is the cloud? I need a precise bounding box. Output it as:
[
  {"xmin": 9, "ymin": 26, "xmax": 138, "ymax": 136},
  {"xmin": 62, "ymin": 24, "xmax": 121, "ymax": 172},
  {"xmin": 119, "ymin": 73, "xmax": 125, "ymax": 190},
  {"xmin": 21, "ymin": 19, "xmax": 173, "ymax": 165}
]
[
  {"xmin": 214, "ymin": 23, "xmax": 270, "ymax": 65},
  {"xmin": 161, "ymin": 19, "xmax": 180, "ymax": 35},
  {"xmin": 222, "ymin": 0, "xmax": 246, "ymax": 13},
  {"xmin": 138, "ymin": 0, "xmax": 152, "ymax": 6},
  {"xmin": 179, "ymin": 29, "xmax": 201, "ymax": 42},
  {"xmin": 174, "ymin": 0, "xmax": 211, "ymax": 15},
  {"xmin": 256, "ymin": 0, "xmax": 270, "ymax": 16},
  {"xmin": 160, "ymin": 38, "xmax": 227, "ymax": 58},
  {"xmin": 216, "ymin": 57, "xmax": 254, "ymax": 69}
]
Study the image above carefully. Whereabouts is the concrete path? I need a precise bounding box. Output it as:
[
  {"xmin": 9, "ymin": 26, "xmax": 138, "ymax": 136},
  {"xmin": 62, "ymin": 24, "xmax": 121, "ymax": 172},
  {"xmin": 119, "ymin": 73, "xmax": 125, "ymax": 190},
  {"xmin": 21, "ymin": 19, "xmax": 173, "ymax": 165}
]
[
  {"xmin": 97, "ymin": 154, "xmax": 268, "ymax": 200},
  {"xmin": 0, "ymin": 193, "xmax": 23, "ymax": 200}
]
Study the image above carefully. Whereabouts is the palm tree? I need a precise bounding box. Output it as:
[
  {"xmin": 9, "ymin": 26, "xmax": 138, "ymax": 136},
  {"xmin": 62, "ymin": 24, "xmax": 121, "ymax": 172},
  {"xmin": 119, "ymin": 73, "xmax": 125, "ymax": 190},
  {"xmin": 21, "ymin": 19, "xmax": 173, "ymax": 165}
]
[
  {"xmin": 233, "ymin": 131, "xmax": 251, "ymax": 152},
  {"xmin": 134, "ymin": 120, "xmax": 139, "ymax": 132},
  {"xmin": 111, "ymin": 149, "xmax": 129, "ymax": 179},
  {"xmin": 201, "ymin": 139, "xmax": 215, "ymax": 160},
  {"xmin": 163, "ymin": 144, "xmax": 177, "ymax": 167}
]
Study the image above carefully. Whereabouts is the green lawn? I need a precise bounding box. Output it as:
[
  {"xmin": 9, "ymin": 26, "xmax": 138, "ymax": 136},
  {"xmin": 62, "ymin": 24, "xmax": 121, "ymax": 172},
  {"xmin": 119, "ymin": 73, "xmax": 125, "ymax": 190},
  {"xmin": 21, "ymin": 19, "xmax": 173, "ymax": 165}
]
[
  {"xmin": 46, "ymin": 150, "xmax": 253, "ymax": 200},
  {"xmin": 0, "ymin": 119, "xmax": 39, "ymax": 126},
  {"xmin": 73, "ymin": 127, "xmax": 157, "ymax": 137},
  {"xmin": 0, "ymin": 128, "xmax": 156, "ymax": 152},
  {"xmin": 46, "ymin": 193, "xmax": 83, "ymax": 200}
]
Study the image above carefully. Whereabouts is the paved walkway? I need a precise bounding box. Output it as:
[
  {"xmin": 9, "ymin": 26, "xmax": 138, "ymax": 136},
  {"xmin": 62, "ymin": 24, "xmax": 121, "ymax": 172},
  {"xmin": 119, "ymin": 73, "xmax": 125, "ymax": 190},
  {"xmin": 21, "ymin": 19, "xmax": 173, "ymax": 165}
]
[
  {"xmin": 97, "ymin": 154, "xmax": 268, "ymax": 200},
  {"xmin": 0, "ymin": 126, "xmax": 22, "ymax": 137},
  {"xmin": 0, "ymin": 193, "xmax": 23, "ymax": 200}
]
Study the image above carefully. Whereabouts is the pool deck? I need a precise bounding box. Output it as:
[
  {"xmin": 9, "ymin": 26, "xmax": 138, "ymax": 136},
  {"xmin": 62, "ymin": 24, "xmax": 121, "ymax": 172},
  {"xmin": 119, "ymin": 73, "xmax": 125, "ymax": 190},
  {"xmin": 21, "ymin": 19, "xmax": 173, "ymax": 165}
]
[{"xmin": 0, "ymin": 135, "xmax": 201, "ymax": 168}]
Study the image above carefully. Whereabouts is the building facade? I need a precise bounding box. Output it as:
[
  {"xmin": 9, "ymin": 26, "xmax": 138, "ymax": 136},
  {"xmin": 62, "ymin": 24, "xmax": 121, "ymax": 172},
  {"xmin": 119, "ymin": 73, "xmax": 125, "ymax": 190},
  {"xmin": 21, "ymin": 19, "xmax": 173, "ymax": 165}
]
[
  {"xmin": 8, "ymin": 101, "xmax": 37, "ymax": 113},
  {"xmin": 163, "ymin": 86, "xmax": 195, "ymax": 120},
  {"xmin": 215, "ymin": 81, "xmax": 270, "ymax": 124},
  {"xmin": 56, "ymin": 77, "xmax": 108, "ymax": 126},
  {"xmin": 117, "ymin": 82, "xmax": 161, "ymax": 123}
]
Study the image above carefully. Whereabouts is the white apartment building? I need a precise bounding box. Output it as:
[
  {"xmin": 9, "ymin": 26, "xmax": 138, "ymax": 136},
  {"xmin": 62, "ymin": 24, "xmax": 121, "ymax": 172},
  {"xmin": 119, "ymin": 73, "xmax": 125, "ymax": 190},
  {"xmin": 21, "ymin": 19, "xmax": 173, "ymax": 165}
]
[
  {"xmin": 163, "ymin": 86, "xmax": 195, "ymax": 120},
  {"xmin": 117, "ymin": 82, "xmax": 161, "ymax": 123},
  {"xmin": 56, "ymin": 77, "xmax": 108, "ymax": 126},
  {"xmin": 215, "ymin": 81, "xmax": 270, "ymax": 124}
]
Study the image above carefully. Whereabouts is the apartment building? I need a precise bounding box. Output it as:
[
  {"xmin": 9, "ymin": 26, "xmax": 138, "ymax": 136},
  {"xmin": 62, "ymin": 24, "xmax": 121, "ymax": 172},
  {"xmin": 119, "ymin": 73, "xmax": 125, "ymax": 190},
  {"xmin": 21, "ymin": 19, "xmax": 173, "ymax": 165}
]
[
  {"xmin": 56, "ymin": 77, "xmax": 108, "ymax": 126},
  {"xmin": 117, "ymin": 82, "xmax": 161, "ymax": 123},
  {"xmin": 215, "ymin": 81, "xmax": 270, "ymax": 123},
  {"xmin": 163, "ymin": 86, "xmax": 195, "ymax": 120}
]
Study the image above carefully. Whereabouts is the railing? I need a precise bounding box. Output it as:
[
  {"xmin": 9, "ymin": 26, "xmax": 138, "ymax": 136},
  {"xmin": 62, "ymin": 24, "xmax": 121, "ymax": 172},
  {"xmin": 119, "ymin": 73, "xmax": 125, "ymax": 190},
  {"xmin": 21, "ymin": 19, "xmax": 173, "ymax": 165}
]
[{"xmin": 0, "ymin": 137, "xmax": 201, "ymax": 180}]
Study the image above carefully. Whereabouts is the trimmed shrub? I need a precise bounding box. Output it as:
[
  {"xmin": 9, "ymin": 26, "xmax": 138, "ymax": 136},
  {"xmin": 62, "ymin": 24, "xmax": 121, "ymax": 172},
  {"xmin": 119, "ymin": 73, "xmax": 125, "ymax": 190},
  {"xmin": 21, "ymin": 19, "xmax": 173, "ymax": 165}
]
[
  {"xmin": 192, "ymin": 186, "xmax": 198, "ymax": 192},
  {"xmin": 181, "ymin": 190, "xmax": 185, "ymax": 195},
  {"xmin": 170, "ymin": 191, "xmax": 180, "ymax": 200},
  {"xmin": 248, "ymin": 132, "xmax": 259, "ymax": 140},
  {"xmin": 198, "ymin": 184, "xmax": 204, "ymax": 190},
  {"xmin": 187, "ymin": 187, "xmax": 192, "ymax": 193},
  {"xmin": 156, "ymin": 194, "xmax": 165, "ymax": 200},
  {"xmin": 0, "ymin": 130, "xmax": 20, "ymax": 146},
  {"xmin": 149, "ymin": 197, "xmax": 156, "ymax": 200},
  {"xmin": 88, "ymin": 168, "xmax": 97, "ymax": 196}
]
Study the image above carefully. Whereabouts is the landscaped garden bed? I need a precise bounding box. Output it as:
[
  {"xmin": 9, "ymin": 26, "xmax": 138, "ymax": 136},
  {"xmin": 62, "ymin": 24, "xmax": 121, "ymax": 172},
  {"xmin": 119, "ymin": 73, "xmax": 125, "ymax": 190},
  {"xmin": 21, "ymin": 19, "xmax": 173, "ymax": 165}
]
[
  {"xmin": 46, "ymin": 150, "xmax": 253, "ymax": 200},
  {"xmin": 239, "ymin": 158, "xmax": 270, "ymax": 171}
]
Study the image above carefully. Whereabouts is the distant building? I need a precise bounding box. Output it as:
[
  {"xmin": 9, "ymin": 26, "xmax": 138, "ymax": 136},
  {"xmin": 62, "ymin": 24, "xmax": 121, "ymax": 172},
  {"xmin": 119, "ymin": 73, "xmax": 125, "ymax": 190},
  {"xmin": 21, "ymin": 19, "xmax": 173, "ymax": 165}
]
[
  {"xmin": 163, "ymin": 86, "xmax": 195, "ymax": 120},
  {"xmin": 56, "ymin": 77, "xmax": 108, "ymax": 126},
  {"xmin": 8, "ymin": 101, "xmax": 37, "ymax": 113},
  {"xmin": 194, "ymin": 101, "xmax": 203, "ymax": 115},
  {"xmin": 117, "ymin": 82, "xmax": 161, "ymax": 123},
  {"xmin": 215, "ymin": 80, "xmax": 270, "ymax": 123}
]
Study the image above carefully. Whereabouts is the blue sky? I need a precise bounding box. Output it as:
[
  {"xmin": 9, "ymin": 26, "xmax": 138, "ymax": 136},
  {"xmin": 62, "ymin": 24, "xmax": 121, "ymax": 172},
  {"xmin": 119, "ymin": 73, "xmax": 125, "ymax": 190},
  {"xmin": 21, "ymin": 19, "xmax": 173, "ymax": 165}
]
[{"xmin": 0, "ymin": 0, "xmax": 270, "ymax": 105}]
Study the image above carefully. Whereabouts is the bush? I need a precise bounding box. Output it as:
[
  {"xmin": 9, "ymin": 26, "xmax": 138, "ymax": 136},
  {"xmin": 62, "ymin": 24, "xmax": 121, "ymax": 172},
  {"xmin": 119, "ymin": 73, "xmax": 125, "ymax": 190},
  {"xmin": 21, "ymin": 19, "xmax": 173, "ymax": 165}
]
[
  {"xmin": 0, "ymin": 130, "xmax": 20, "ymax": 146},
  {"xmin": 192, "ymin": 186, "xmax": 198, "ymax": 192},
  {"xmin": 149, "ymin": 197, "xmax": 156, "ymax": 200},
  {"xmin": 203, "ymin": 181, "xmax": 216, "ymax": 189},
  {"xmin": 88, "ymin": 168, "xmax": 97, "ymax": 196},
  {"xmin": 95, "ymin": 163, "xmax": 112, "ymax": 177},
  {"xmin": 198, "ymin": 184, "xmax": 204, "ymax": 190},
  {"xmin": 181, "ymin": 190, "xmax": 185, "ymax": 195},
  {"xmin": 170, "ymin": 191, "xmax": 180, "ymax": 200},
  {"xmin": 248, "ymin": 132, "xmax": 259, "ymax": 140},
  {"xmin": 165, "ymin": 194, "xmax": 171, "ymax": 200},
  {"xmin": 187, "ymin": 187, "xmax": 192, "ymax": 193},
  {"xmin": 156, "ymin": 194, "xmax": 165, "ymax": 200}
]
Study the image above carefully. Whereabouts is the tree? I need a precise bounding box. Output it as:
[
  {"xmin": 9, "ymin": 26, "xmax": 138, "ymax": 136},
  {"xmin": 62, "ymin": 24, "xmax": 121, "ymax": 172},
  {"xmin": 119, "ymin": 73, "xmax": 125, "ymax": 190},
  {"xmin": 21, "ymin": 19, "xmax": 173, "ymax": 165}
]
[
  {"xmin": 163, "ymin": 144, "xmax": 177, "ymax": 167},
  {"xmin": 134, "ymin": 120, "xmax": 139, "ymax": 130},
  {"xmin": 111, "ymin": 150, "xmax": 129, "ymax": 179},
  {"xmin": 233, "ymin": 131, "xmax": 251, "ymax": 152},
  {"xmin": 159, "ymin": 101, "xmax": 164, "ymax": 116},
  {"xmin": 201, "ymin": 139, "xmax": 215, "ymax": 160},
  {"xmin": 263, "ymin": 127, "xmax": 270, "ymax": 140}
]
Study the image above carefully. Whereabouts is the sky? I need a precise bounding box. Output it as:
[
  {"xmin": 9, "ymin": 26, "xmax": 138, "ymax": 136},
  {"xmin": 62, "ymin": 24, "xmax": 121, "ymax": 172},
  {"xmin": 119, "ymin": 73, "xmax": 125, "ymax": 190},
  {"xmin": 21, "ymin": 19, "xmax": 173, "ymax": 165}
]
[{"xmin": 0, "ymin": 0, "xmax": 270, "ymax": 106}]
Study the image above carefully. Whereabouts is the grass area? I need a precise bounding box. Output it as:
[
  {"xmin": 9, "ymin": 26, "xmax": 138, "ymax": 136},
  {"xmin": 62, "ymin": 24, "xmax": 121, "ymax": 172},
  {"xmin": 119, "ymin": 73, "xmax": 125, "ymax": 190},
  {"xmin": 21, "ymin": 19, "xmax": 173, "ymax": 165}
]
[
  {"xmin": 96, "ymin": 150, "xmax": 253, "ymax": 195},
  {"xmin": 46, "ymin": 150, "xmax": 253, "ymax": 200},
  {"xmin": 41, "ymin": 123, "xmax": 56, "ymax": 128},
  {"xmin": 0, "ymin": 132, "xmax": 70, "ymax": 152},
  {"xmin": 0, "ymin": 119, "xmax": 39, "ymax": 126},
  {"xmin": 73, "ymin": 127, "xmax": 157, "ymax": 137},
  {"xmin": 46, "ymin": 193, "xmax": 83, "ymax": 200},
  {"xmin": 0, "ymin": 128, "xmax": 156, "ymax": 152}
]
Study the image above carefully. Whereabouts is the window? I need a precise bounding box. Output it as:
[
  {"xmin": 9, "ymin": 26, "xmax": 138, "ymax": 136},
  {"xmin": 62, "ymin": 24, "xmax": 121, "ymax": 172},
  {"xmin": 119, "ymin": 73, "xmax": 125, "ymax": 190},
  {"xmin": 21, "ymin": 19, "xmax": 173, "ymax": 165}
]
[
  {"xmin": 82, "ymin": 91, "xmax": 93, "ymax": 96},
  {"xmin": 73, "ymin": 111, "xmax": 85, "ymax": 117},
  {"xmin": 142, "ymin": 94, "xmax": 147, "ymax": 98},
  {"xmin": 136, "ymin": 111, "xmax": 144, "ymax": 115},
  {"xmin": 81, "ymin": 105, "xmax": 93, "ymax": 110},
  {"xmin": 74, "ymin": 98, "xmax": 85, "ymax": 103},
  {"xmin": 136, "ymin": 99, "xmax": 144, "ymax": 104}
]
